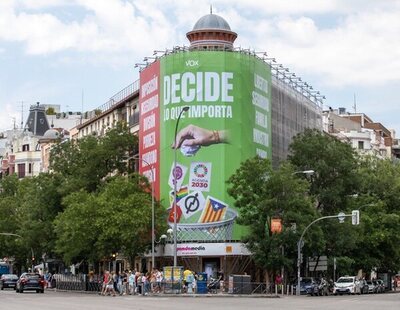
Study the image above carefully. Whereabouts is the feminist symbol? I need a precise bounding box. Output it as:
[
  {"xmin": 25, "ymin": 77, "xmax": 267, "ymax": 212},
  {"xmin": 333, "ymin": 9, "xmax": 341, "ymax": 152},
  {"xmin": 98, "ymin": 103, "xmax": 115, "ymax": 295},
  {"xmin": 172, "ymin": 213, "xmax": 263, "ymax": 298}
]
[{"xmin": 185, "ymin": 193, "xmax": 200, "ymax": 214}]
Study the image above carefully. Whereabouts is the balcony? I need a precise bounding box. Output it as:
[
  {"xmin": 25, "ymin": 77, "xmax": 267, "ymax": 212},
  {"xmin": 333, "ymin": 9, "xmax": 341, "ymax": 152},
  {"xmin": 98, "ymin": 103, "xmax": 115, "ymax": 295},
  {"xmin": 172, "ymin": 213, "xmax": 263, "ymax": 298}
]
[{"xmin": 129, "ymin": 112, "xmax": 140, "ymax": 127}]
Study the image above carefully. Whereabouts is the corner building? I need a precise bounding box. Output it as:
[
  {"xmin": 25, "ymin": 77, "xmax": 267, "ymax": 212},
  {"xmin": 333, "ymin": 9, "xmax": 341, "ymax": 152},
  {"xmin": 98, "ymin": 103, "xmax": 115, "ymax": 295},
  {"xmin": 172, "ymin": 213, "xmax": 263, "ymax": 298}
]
[{"xmin": 138, "ymin": 13, "xmax": 321, "ymax": 279}]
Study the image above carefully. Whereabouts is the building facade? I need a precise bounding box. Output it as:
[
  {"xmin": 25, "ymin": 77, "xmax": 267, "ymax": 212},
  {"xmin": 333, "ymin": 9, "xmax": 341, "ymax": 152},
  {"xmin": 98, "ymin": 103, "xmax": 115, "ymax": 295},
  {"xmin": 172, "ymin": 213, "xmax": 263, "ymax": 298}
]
[
  {"xmin": 322, "ymin": 108, "xmax": 396, "ymax": 159},
  {"xmin": 73, "ymin": 12, "xmax": 323, "ymax": 278}
]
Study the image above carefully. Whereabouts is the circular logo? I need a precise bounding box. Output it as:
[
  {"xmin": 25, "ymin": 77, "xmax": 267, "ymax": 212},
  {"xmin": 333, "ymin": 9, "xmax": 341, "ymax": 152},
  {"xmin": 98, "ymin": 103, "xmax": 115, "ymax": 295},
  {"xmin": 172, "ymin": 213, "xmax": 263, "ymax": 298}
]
[
  {"xmin": 194, "ymin": 164, "xmax": 208, "ymax": 178},
  {"xmin": 173, "ymin": 166, "xmax": 183, "ymax": 180}
]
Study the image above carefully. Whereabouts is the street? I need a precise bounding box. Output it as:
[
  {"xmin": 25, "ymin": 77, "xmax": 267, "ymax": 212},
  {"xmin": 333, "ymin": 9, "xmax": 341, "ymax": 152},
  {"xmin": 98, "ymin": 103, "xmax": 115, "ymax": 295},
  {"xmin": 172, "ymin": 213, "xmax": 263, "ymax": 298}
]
[{"xmin": 1, "ymin": 290, "xmax": 399, "ymax": 310}]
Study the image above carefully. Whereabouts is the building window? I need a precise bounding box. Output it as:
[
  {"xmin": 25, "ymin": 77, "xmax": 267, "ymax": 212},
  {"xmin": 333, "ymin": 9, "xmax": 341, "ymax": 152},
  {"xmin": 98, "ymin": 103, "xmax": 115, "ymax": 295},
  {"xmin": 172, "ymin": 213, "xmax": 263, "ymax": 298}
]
[
  {"xmin": 18, "ymin": 163, "xmax": 25, "ymax": 178},
  {"xmin": 22, "ymin": 144, "xmax": 30, "ymax": 151},
  {"xmin": 28, "ymin": 163, "xmax": 32, "ymax": 174},
  {"xmin": 358, "ymin": 141, "xmax": 364, "ymax": 150}
]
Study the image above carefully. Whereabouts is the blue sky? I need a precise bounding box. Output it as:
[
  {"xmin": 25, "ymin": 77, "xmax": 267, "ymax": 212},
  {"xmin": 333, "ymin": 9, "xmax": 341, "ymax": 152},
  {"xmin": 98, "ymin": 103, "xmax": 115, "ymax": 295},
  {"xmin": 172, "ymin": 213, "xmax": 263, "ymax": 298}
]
[{"xmin": 1, "ymin": 0, "xmax": 399, "ymax": 136}]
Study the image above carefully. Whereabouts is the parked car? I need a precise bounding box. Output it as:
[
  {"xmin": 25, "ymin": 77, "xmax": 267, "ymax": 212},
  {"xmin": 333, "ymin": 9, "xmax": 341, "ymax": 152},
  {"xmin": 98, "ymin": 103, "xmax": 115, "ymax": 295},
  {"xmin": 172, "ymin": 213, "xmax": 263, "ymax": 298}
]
[
  {"xmin": 0, "ymin": 274, "xmax": 18, "ymax": 290},
  {"xmin": 293, "ymin": 277, "xmax": 319, "ymax": 295},
  {"xmin": 374, "ymin": 279, "xmax": 385, "ymax": 293},
  {"xmin": 366, "ymin": 280, "xmax": 377, "ymax": 293},
  {"xmin": 15, "ymin": 273, "xmax": 45, "ymax": 293},
  {"xmin": 359, "ymin": 279, "xmax": 369, "ymax": 294},
  {"xmin": 333, "ymin": 276, "xmax": 361, "ymax": 295}
]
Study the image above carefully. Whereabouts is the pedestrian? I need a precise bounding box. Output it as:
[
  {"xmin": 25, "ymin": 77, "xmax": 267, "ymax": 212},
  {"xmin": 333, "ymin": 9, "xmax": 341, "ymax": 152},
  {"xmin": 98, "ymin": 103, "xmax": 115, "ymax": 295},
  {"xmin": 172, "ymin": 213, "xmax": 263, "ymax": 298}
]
[
  {"xmin": 101, "ymin": 271, "xmax": 110, "ymax": 296},
  {"xmin": 155, "ymin": 269, "xmax": 163, "ymax": 293},
  {"xmin": 128, "ymin": 270, "xmax": 136, "ymax": 295},
  {"xmin": 136, "ymin": 273, "xmax": 142, "ymax": 295},
  {"xmin": 123, "ymin": 270, "xmax": 129, "ymax": 295},
  {"xmin": 117, "ymin": 272, "xmax": 123, "ymax": 295},
  {"xmin": 112, "ymin": 272, "xmax": 119, "ymax": 294},
  {"xmin": 106, "ymin": 274, "xmax": 117, "ymax": 297},
  {"xmin": 183, "ymin": 268, "xmax": 193, "ymax": 293},
  {"xmin": 150, "ymin": 270, "xmax": 157, "ymax": 293},
  {"xmin": 191, "ymin": 274, "xmax": 197, "ymax": 293},
  {"xmin": 275, "ymin": 273, "xmax": 283, "ymax": 293},
  {"xmin": 143, "ymin": 272, "xmax": 150, "ymax": 295}
]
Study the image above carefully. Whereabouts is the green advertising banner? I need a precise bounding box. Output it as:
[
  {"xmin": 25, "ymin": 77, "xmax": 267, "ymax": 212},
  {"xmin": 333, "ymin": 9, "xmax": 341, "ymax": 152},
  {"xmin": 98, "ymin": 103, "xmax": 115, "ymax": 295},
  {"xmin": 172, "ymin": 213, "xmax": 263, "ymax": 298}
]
[{"xmin": 159, "ymin": 51, "xmax": 271, "ymax": 241}]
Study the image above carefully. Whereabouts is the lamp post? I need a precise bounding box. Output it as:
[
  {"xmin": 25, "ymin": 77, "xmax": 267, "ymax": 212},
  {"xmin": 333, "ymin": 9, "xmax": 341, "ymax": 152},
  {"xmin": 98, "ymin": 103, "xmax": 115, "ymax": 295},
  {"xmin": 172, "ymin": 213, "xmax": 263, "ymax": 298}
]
[
  {"xmin": 173, "ymin": 106, "xmax": 189, "ymax": 267},
  {"xmin": 129, "ymin": 155, "xmax": 155, "ymax": 270},
  {"xmin": 296, "ymin": 211, "xmax": 358, "ymax": 295},
  {"xmin": 0, "ymin": 232, "xmax": 35, "ymax": 270},
  {"xmin": 292, "ymin": 170, "xmax": 315, "ymax": 176}
]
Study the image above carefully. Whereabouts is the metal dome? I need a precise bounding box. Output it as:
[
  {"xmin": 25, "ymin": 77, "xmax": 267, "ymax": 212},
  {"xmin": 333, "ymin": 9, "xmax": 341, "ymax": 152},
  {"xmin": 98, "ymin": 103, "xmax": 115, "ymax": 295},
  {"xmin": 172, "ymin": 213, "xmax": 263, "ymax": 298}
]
[
  {"xmin": 42, "ymin": 128, "xmax": 59, "ymax": 140},
  {"xmin": 193, "ymin": 13, "xmax": 231, "ymax": 31}
]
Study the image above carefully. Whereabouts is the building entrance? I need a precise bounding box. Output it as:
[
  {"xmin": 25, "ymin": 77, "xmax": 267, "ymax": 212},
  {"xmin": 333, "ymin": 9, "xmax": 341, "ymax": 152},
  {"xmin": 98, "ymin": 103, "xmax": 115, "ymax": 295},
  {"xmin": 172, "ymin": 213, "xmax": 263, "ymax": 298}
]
[{"xmin": 203, "ymin": 257, "xmax": 220, "ymax": 279}]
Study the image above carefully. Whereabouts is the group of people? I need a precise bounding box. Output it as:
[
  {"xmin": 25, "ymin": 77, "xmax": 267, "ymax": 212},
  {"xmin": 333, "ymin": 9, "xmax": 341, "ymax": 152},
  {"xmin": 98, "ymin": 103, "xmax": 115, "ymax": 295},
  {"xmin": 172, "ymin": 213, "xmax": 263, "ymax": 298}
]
[{"xmin": 100, "ymin": 269, "xmax": 163, "ymax": 296}]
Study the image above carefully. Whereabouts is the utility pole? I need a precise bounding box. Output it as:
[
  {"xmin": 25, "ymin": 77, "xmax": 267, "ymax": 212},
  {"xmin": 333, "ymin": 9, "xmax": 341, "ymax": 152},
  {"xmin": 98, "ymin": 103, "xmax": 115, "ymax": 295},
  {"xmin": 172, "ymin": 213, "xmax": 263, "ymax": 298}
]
[{"xmin": 296, "ymin": 211, "xmax": 360, "ymax": 295}]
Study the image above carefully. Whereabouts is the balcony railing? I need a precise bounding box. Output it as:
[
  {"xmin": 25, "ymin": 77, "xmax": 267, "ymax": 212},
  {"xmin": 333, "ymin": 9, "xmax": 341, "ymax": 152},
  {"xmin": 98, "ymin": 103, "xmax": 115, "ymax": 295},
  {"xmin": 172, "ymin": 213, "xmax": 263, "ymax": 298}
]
[{"xmin": 96, "ymin": 79, "xmax": 139, "ymax": 114}]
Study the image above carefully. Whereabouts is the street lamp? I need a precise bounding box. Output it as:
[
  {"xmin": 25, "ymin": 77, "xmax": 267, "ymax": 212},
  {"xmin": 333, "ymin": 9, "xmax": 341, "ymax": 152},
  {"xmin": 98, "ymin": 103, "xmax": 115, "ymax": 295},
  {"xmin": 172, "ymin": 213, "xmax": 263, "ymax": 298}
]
[
  {"xmin": 129, "ymin": 155, "xmax": 155, "ymax": 270},
  {"xmin": 173, "ymin": 106, "xmax": 189, "ymax": 267},
  {"xmin": 296, "ymin": 211, "xmax": 358, "ymax": 295},
  {"xmin": 292, "ymin": 170, "xmax": 315, "ymax": 176},
  {"xmin": 153, "ymin": 229, "xmax": 173, "ymax": 265},
  {"xmin": 0, "ymin": 232, "xmax": 35, "ymax": 270}
]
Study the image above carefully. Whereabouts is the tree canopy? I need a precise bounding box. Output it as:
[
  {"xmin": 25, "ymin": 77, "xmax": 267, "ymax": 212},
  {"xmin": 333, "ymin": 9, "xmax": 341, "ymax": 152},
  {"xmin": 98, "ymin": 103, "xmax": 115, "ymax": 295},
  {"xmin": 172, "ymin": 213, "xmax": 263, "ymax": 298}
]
[
  {"xmin": 227, "ymin": 158, "xmax": 321, "ymax": 278},
  {"xmin": 0, "ymin": 123, "xmax": 166, "ymax": 270},
  {"xmin": 227, "ymin": 129, "xmax": 400, "ymax": 280}
]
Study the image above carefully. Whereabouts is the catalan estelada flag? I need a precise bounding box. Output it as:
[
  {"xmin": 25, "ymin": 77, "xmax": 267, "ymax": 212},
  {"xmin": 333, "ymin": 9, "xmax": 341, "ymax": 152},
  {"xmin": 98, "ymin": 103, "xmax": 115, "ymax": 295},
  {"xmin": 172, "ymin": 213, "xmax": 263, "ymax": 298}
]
[{"xmin": 199, "ymin": 196, "xmax": 228, "ymax": 223}]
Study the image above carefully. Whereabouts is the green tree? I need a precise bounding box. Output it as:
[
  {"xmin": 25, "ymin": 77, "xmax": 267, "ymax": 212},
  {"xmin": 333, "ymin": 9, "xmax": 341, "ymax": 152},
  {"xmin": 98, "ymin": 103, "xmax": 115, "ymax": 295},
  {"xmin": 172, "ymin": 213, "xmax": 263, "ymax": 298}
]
[
  {"xmin": 15, "ymin": 174, "xmax": 63, "ymax": 263},
  {"xmin": 49, "ymin": 122, "xmax": 137, "ymax": 193},
  {"xmin": 53, "ymin": 191, "xmax": 100, "ymax": 264},
  {"xmin": 95, "ymin": 175, "xmax": 166, "ymax": 265},
  {"xmin": 54, "ymin": 175, "xmax": 167, "ymax": 265},
  {"xmin": 0, "ymin": 174, "xmax": 62, "ymax": 270},
  {"xmin": 0, "ymin": 176, "xmax": 20, "ymax": 260},
  {"xmin": 227, "ymin": 157, "xmax": 320, "ymax": 282},
  {"xmin": 288, "ymin": 129, "xmax": 365, "ymax": 276},
  {"xmin": 349, "ymin": 158, "xmax": 400, "ymax": 273},
  {"xmin": 288, "ymin": 129, "xmax": 360, "ymax": 215}
]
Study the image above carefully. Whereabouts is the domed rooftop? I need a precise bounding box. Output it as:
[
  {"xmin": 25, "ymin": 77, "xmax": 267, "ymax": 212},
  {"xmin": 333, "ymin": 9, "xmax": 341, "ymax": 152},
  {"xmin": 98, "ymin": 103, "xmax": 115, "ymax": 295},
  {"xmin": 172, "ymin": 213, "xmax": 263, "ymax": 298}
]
[
  {"xmin": 193, "ymin": 13, "xmax": 231, "ymax": 31},
  {"xmin": 42, "ymin": 128, "xmax": 59, "ymax": 140}
]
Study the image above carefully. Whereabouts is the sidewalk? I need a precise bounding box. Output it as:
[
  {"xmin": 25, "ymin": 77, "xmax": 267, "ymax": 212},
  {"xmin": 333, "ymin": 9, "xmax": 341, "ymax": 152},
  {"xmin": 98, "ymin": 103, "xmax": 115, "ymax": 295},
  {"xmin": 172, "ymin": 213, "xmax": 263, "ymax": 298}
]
[{"xmin": 49, "ymin": 288, "xmax": 281, "ymax": 298}]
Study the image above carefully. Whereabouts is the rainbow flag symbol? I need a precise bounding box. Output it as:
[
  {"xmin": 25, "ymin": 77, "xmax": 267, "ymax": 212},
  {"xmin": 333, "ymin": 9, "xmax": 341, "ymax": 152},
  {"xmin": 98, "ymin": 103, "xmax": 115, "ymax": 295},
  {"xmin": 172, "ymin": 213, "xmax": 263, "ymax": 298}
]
[
  {"xmin": 169, "ymin": 186, "xmax": 189, "ymax": 205},
  {"xmin": 199, "ymin": 196, "xmax": 228, "ymax": 223}
]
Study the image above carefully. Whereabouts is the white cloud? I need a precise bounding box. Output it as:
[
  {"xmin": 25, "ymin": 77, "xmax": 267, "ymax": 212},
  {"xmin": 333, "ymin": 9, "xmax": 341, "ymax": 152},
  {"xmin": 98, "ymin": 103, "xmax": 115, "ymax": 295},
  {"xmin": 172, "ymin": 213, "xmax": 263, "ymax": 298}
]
[
  {"xmin": 0, "ymin": 0, "xmax": 400, "ymax": 87},
  {"xmin": 0, "ymin": 0, "xmax": 175, "ymax": 59},
  {"xmin": 235, "ymin": 7, "xmax": 400, "ymax": 87},
  {"xmin": 0, "ymin": 103, "xmax": 21, "ymax": 132}
]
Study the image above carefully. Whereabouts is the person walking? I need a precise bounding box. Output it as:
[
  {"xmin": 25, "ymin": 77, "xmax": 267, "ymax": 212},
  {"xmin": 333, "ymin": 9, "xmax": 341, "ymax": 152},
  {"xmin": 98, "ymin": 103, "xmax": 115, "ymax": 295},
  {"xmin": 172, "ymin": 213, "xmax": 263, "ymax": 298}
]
[
  {"xmin": 101, "ymin": 271, "xmax": 110, "ymax": 296},
  {"xmin": 155, "ymin": 269, "xmax": 163, "ymax": 293},
  {"xmin": 128, "ymin": 271, "xmax": 136, "ymax": 295},
  {"xmin": 106, "ymin": 273, "xmax": 117, "ymax": 297}
]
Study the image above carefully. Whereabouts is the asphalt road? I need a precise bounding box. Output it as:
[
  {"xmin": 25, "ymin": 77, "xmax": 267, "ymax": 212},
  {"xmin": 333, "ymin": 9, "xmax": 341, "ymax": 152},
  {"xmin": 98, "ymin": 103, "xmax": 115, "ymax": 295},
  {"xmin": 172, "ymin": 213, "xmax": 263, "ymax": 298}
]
[{"xmin": 1, "ymin": 289, "xmax": 399, "ymax": 310}]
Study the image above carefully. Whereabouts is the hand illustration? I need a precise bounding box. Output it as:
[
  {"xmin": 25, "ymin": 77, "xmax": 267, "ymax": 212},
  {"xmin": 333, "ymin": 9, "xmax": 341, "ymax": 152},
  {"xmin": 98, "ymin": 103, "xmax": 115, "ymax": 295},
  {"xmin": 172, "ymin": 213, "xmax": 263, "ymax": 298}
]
[{"xmin": 172, "ymin": 125, "xmax": 228, "ymax": 149}]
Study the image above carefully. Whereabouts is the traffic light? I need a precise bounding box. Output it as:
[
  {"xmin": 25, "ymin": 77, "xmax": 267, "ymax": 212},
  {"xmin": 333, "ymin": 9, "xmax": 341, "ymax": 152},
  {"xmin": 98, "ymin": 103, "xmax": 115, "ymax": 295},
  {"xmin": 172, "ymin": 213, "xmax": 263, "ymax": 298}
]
[{"xmin": 352, "ymin": 210, "xmax": 360, "ymax": 225}]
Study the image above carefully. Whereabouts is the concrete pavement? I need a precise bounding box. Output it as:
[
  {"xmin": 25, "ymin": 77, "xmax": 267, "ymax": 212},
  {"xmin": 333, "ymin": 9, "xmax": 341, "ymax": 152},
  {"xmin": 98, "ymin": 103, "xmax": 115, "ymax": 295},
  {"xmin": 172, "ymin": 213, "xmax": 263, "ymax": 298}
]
[{"xmin": 1, "ymin": 289, "xmax": 400, "ymax": 310}]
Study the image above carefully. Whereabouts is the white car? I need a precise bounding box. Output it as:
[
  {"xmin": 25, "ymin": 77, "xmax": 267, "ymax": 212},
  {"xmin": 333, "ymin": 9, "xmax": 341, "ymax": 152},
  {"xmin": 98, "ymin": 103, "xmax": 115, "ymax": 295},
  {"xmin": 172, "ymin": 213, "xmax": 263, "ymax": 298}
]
[{"xmin": 333, "ymin": 276, "xmax": 361, "ymax": 295}]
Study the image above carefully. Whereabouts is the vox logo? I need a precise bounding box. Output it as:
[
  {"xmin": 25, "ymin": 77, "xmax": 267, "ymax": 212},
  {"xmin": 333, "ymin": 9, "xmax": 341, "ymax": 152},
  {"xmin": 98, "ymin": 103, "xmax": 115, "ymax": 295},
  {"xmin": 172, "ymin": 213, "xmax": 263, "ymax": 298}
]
[{"xmin": 185, "ymin": 59, "xmax": 199, "ymax": 67}]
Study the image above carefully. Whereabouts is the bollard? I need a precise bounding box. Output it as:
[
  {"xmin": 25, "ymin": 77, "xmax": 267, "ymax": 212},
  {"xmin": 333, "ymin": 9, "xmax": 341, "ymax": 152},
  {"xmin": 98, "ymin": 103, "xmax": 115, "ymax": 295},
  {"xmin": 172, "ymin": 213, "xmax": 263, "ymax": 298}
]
[
  {"xmin": 287, "ymin": 285, "xmax": 289, "ymax": 296},
  {"xmin": 275, "ymin": 284, "xmax": 278, "ymax": 295}
]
